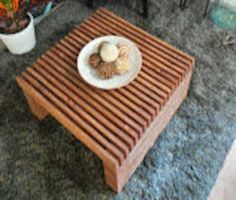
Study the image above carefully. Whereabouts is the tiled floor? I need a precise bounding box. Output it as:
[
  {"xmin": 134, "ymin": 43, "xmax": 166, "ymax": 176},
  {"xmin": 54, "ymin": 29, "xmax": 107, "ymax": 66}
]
[{"xmin": 208, "ymin": 140, "xmax": 236, "ymax": 200}]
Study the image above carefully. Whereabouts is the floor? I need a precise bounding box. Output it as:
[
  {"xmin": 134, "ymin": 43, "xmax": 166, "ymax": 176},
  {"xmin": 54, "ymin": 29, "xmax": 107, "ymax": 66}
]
[
  {"xmin": 208, "ymin": 140, "xmax": 236, "ymax": 200},
  {"xmin": 0, "ymin": 0, "xmax": 236, "ymax": 199}
]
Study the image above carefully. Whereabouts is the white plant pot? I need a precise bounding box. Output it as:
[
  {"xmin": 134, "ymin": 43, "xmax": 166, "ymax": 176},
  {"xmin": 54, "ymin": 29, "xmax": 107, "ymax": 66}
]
[{"xmin": 0, "ymin": 13, "xmax": 36, "ymax": 55}]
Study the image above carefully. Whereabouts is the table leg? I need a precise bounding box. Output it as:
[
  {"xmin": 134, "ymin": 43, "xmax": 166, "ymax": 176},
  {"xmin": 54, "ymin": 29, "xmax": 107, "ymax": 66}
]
[
  {"xmin": 103, "ymin": 162, "xmax": 120, "ymax": 192},
  {"xmin": 204, "ymin": 0, "xmax": 210, "ymax": 17},
  {"xmin": 179, "ymin": 0, "xmax": 187, "ymax": 10},
  {"xmin": 87, "ymin": 0, "xmax": 93, "ymax": 8},
  {"xmin": 24, "ymin": 92, "xmax": 48, "ymax": 120},
  {"xmin": 142, "ymin": 0, "xmax": 148, "ymax": 18},
  {"xmin": 103, "ymin": 69, "xmax": 193, "ymax": 193}
]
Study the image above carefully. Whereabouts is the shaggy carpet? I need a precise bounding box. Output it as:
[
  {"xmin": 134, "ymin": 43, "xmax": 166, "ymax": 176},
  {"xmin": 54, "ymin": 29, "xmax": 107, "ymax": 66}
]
[{"xmin": 0, "ymin": 0, "xmax": 236, "ymax": 199}]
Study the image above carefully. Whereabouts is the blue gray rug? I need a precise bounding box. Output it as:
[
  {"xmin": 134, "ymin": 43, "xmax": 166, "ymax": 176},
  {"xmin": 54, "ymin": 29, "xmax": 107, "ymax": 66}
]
[{"xmin": 0, "ymin": 0, "xmax": 236, "ymax": 199}]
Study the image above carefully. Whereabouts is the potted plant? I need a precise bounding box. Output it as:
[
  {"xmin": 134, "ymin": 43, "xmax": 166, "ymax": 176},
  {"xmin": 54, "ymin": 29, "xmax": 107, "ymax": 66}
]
[{"xmin": 0, "ymin": 0, "xmax": 43, "ymax": 54}]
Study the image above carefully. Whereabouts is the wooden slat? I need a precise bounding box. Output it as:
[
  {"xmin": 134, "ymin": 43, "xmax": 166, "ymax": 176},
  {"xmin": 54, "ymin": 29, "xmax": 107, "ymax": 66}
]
[
  {"xmin": 45, "ymin": 47, "xmax": 143, "ymax": 137},
  {"xmin": 71, "ymin": 28, "xmax": 167, "ymax": 107},
  {"xmin": 16, "ymin": 76, "xmax": 120, "ymax": 167},
  {"xmin": 60, "ymin": 36, "xmax": 152, "ymax": 125},
  {"xmin": 37, "ymin": 53, "xmax": 137, "ymax": 147},
  {"xmin": 99, "ymin": 8, "xmax": 194, "ymax": 66},
  {"xmin": 68, "ymin": 31, "xmax": 163, "ymax": 113},
  {"xmin": 44, "ymin": 48, "xmax": 141, "ymax": 140},
  {"xmin": 16, "ymin": 8, "xmax": 194, "ymax": 173},
  {"xmin": 47, "ymin": 48, "xmax": 137, "ymax": 141},
  {"xmin": 117, "ymin": 87, "xmax": 156, "ymax": 118},
  {"xmin": 40, "ymin": 52, "xmax": 142, "ymax": 139},
  {"xmin": 90, "ymin": 14, "xmax": 186, "ymax": 76},
  {"xmin": 121, "ymin": 85, "xmax": 160, "ymax": 114},
  {"xmin": 77, "ymin": 23, "xmax": 181, "ymax": 91},
  {"xmin": 96, "ymin": 10, "xmax": 190, "ymax": 72},
  {"xmin": 79, "ymin": 21, "xmax": 182, "ymax": 83},
  {"xmin": 22, "ymin": 71, "xmax": 125, "ymax": 164},
  {"xmin": 70, "ymin": 28, "xmax": 170, "ymax": 102},
  {"xmin": 69, "ymin": 29, "xmax": 162, "ymax": 110},
  {"xmin": 140, "ymin": 68, "xmax": 174, "ymax": 92},
  {"xmin": 71, "ymin": 27, "xmax": 177, "ymax": 88},
  {"xmin": 53, "ymin": 38, "xmax": 150, "ymax": 132},
  {"xmin": 36, "ymin": 59, "xmax": 135, "ymax": 148},
  {"xmin": 30, "ymin": 63, "xmax": 131, "ymax": 156},
  {"xmin": 108, "ymin": 90, "xmax": 152, "ymax": 124},
  {"xmin": 16, "ymin": 8, "xmax": 194, "ymax": 193}
]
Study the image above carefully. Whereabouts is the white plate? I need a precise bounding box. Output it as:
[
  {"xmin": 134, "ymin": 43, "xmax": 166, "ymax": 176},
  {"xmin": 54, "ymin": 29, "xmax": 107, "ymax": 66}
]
[{"xmin": 77, "ymin": 36, "xmax": 142, "ymax": 90}]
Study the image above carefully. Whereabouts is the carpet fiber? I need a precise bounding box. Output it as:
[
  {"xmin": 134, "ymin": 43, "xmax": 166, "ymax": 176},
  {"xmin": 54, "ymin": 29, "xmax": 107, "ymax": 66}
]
[{"xmin": 0, "ymin": 0, "xmax": 236, "ymax": 199}]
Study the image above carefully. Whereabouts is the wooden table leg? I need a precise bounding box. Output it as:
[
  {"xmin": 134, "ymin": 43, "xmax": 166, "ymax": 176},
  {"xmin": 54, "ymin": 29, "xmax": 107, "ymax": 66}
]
[
  {"xmin": 103, "ymin": 162, "xmax": 120, "ymax": 192},
  {"xmin": 21, "ymin": 91, "xmax": 48, "ymax": 120},
  {"xmin": 103, "ymin": 69, "xmax": 193, "ymax": 192}
]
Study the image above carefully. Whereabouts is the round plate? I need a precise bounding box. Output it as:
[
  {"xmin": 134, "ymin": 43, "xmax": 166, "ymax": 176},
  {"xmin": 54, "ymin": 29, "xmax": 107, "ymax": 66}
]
[{"xmin": 77, "ymin": 36, "xmax": 142, "ymax": 90}]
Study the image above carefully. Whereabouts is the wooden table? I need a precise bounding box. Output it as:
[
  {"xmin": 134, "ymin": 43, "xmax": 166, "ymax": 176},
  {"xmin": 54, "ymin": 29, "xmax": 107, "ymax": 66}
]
[{"xmin": 16, "ymin": 8, "xmax": 195, "ymax": 193}]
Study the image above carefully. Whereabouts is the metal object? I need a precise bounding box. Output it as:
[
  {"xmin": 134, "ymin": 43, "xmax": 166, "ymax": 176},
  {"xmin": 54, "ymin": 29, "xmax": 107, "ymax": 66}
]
[
  {"xmin": 179, "ymin": 0, "xmax": 210, "ymax": 16},
  {"xmin": 179, "ymin": 0, "xmax": 187, "ymax": 10},
  {"xmin": 87, "ymin": 0, "xmax": 148, "ymax": 18},
  {"xmin": 87, "ymin": 0, "xmax": 93, "ymax": 8},
  {"xmin": 142, "ymin": 0, "xmax": 148, "ymax": 18},
  {"xmin": 204, "ymin": 0, "xmax": 210, "ymax": 17}
]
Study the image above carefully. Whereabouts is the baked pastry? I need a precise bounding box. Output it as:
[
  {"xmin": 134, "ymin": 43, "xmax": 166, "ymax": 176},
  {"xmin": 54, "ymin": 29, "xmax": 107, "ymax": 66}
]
[
  {"xmin": 98, "ymin": 41, "xmax": 109, "ymax": 52},
  {"xmin": 115, "ymin": 57, "xmax": 131, "ymax": 74},
  {"xmin": 117, "ymin": 43, "xmax": 130, "ymax": 58},
  {"xmin": 97, "ymin": 62, "xmax": 116, "ymax": 79},
  {"xmin": 100, "ymin": 43, "xmax": 119, "ymax": 62},
  {"xmin": 89, "ymin": 53, "xmax": 102, "ymax": 68}
]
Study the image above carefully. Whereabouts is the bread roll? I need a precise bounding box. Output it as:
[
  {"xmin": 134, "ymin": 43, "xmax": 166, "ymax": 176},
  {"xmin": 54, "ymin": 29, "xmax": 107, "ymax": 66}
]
[
  {"xmin": 100, "ymin": 43, "xmax": 119, "ymax": 62},
  {"xmin": 97, "ymin": 62, "xmax": 116, "ymax": 79},
  {"xmin": 89, "ymin": 53, "xmax": 101, "ymax": 68},
  {"xmin": 117, "ymin": 43, "xmax": 130, "ymax": 58},
  {"xmin": 115, "ymin": 57, "xmax": 131, "ymax": 74}
]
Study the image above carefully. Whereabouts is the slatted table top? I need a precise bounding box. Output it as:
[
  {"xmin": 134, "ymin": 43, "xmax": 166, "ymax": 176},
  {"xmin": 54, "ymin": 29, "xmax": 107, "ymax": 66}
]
[{"xmin": 16, "ymin": 8, "xmax": 194, "ymax": 168}]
